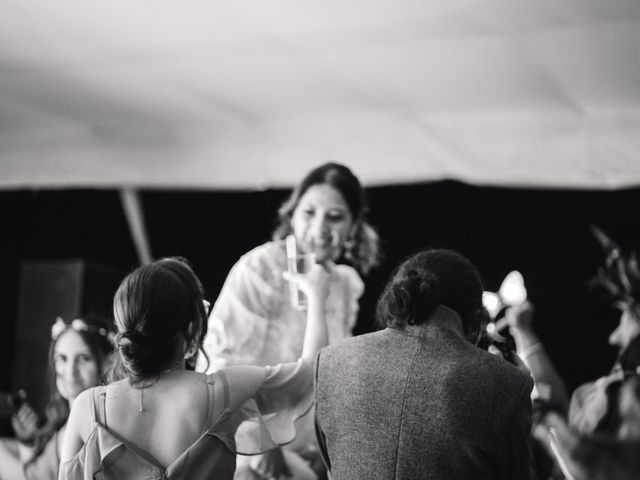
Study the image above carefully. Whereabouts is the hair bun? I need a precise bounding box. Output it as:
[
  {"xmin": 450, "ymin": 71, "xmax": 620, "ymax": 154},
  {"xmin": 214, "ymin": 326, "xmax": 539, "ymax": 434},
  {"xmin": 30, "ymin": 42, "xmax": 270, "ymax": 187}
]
[
  {"xmin": 412, "ymin": 270, "xmax": 441, "ymax": 319},
  {"xmin": 120, "ymin": 330, "xmax": 151, "ymax": 347},
  {"xmin": 385, "ymin": 269, "xmax": 441, "ymax": 326},
  {"xmin": 116, "ymin": 330, "xmax": 173, "ymax": 379},
  {"xmin": 375, "ymin": 249, "xmax": 484, "ymax": 337}
]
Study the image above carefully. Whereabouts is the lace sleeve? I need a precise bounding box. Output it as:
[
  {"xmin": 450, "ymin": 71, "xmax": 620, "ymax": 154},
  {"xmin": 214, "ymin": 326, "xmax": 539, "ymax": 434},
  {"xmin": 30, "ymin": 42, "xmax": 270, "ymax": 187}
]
[{"xmin": 199, "ymin": 252, "xmax": 278, "ymax": 372}]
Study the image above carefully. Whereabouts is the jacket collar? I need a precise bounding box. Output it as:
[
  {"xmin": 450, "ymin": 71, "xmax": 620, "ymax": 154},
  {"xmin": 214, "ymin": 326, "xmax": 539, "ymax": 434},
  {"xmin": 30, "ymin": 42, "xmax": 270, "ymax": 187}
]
[{"xmin": 388, "ymin": 305, "xmax": 465, "ymax": 338}]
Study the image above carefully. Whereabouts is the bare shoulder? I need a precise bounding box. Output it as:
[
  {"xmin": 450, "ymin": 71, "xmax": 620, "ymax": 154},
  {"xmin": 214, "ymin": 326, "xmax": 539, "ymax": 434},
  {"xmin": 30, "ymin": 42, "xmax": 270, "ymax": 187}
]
[
  {"xmin": 70, "ymin": 388, "xmax": 94, "ymax": 428},
  {"xmin": 60, "ymin": 388, "xmax": 96, "ymax": 461}
]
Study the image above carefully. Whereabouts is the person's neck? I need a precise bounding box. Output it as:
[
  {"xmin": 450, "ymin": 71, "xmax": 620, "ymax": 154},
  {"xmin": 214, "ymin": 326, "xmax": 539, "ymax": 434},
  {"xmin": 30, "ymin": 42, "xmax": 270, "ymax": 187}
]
[
  {"xmin": 162, "ymin": 358, "xmax": 186, "ymax": 372},
  {"xmin": 129, "ymin": 358, "xmax": 187, "ymax": 387}
]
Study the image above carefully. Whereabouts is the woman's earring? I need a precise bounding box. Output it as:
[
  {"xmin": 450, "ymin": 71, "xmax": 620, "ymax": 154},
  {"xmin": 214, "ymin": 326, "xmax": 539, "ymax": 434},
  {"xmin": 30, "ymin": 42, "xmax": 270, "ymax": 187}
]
[
  {"xmin": 184, "ymin": 345, "xmax": 198, "ymax": 369},
  {"xmin": 184, "ymin": 345, "xmax": 197, "ymax": 360},
  {"xmin": 343, "ymin": 230, "xmax": 357, "ymax": 261}
]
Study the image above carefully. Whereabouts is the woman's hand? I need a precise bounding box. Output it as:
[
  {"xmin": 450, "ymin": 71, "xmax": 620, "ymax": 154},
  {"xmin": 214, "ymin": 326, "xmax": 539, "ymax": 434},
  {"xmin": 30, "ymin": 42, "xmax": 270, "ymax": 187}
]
[
  {"xmin": 11, "ymin": 403, "xmax": 39, "ymax": 446},
  {"xmin": 505, "ymin": 301, "xmax": 535, "ymax": 333},
  {"xmin": 283, "ymin": 263, "xmax": 331, "ymax": 305},
  {"xmin": 288, "ymin": 263, "xmax": 332, "ymax": 360},
  {"xmin": 249, "ymin": 447, "xmax": 292, "ymax": 479}
]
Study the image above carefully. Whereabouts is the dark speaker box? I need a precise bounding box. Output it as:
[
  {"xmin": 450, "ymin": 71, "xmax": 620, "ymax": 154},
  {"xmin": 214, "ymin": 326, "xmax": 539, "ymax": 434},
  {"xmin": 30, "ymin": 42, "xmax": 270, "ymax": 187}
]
[{"xmin": 11, "ymin": 260, "xmax": 122, "ymax": 415}]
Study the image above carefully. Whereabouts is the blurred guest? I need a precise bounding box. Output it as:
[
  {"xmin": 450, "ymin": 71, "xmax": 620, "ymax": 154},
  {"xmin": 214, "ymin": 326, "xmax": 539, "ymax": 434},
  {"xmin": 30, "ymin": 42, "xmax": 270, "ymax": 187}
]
[
  {"xmin": 506, "ymin": 262, "xmax": 640, "ymax": 435},
  {"xmin": 585, "ymin": 335, "xmax": 640, "ymax": 436},
  {"xmin": 315, "ymin": 249, "xmax": 534, "ymax": 479},
  {"xmin": 533, "ymin": 403, "xmax": 640, "ymax": 480},
  {"xmin": 2, "ymin": 317, "xmax": 112, "ymax": 480},
  {"xmin": 60, "ymin": 257, "xmax": 330, "ymax": 480},
  {"xmin": 616, "ymin": 375, "xmax": 640, "ymax": 439},
  {"xmin": 199, "ymin": 162, "xmax": 380, "ymax": 479}
]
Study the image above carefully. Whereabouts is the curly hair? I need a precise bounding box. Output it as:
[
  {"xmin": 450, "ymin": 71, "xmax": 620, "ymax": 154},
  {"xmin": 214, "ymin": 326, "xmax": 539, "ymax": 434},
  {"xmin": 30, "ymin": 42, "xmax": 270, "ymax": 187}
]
[{"xmin": 272, "ymin": 162, "xmax": 381, "ymax": 274}]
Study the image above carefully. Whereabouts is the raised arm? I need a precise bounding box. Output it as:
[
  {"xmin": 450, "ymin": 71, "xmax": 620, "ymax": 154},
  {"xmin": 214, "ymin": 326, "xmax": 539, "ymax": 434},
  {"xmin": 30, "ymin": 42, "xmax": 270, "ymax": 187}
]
[
  {"xmin": 284, "ymin": 262, "xmax": 330, "ymax": 361},
  {"xmin": 506, "ymin": 302, "xmax": 570, "ymax": 412},
  {"xmin": 11, "ymin": 403, "xmax": 61, "ymax": 480},
  {"xmin": 217, "ymin": 263, "xmax": 330, "ymax": 412}
]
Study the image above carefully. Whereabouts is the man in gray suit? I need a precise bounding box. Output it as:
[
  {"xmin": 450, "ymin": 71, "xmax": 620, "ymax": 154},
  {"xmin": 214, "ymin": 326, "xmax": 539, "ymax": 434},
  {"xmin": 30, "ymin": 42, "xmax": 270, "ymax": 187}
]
[{"xmin": 314, "ymin": 249, "xmax": 533, "ymax": 479}]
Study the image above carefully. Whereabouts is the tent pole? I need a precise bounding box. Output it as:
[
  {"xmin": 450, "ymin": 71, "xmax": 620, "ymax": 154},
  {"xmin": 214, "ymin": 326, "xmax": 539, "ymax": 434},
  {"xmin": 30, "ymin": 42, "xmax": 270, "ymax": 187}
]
[{"xmin": 119, "ymin": 188, "xmax": 153, "ymax": 265}]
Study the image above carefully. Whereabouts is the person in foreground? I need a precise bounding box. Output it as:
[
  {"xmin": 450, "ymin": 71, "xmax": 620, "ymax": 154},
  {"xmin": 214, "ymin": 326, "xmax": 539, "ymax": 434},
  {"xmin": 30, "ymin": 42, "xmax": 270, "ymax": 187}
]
[
  {"xmin": 533, "ymin": 406, "xmax": 640, "ymax": 480},
  {"xmin": 314, "ymin": 248, "xmax": 534, "ymax": 480},
  {"xmin": 59, "ymin": 256, "xmax": 329, "ymax": 480},
  {"xmin": 505, "ymin": 232, "xmax": 640, "ymax": 437}
]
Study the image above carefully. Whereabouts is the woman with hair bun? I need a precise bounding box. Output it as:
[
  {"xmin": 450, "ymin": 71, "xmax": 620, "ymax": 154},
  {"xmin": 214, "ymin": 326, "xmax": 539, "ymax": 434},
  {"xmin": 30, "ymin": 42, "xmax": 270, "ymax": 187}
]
[
  {"xmin": 314, "ymin": 248, "xmax": 534, "ymax": 480},
  {"xmin": 59, "ymin": 257, "xmax": 330, "ymax": 480}
]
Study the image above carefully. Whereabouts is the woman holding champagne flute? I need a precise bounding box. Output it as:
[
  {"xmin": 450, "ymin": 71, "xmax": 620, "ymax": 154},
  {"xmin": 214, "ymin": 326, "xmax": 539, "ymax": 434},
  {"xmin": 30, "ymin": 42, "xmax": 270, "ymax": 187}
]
[{"xmin": 199, "ymin": 162, "xmax": 380, "ymax": 479}]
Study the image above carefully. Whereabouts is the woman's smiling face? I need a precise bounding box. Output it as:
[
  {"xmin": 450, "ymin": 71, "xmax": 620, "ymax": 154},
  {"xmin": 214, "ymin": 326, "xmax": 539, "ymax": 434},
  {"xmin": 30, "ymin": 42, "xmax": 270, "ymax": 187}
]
[
  {"xmin": 54, "ymin": 329, "xmax": 100, "ymax": 402},
  {"xmin": 291, "ymin": 183, "xmax": 354, "ymax": 264}
]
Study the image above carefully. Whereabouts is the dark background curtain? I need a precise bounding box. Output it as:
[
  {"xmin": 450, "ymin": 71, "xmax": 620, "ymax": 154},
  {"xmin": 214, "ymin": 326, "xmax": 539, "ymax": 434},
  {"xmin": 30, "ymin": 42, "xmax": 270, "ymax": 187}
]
[{"xmin": 1, "ymin": 182, "xmax": 638, "ymax": 403}]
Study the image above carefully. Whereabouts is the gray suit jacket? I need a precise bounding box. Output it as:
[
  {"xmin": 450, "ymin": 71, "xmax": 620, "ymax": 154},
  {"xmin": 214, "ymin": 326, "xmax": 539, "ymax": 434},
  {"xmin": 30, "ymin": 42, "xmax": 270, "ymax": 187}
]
[{"xmin": 314, "ymin": 306, "xmax": 533, "ymax": 480}]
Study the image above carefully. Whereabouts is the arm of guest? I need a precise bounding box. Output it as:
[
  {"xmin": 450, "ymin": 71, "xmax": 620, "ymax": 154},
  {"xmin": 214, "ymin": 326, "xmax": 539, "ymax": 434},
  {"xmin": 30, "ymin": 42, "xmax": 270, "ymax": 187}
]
[
  {"xmin": 59, "ymin": 390, "xmax": 93, "ymax": 464},
  {"xmin": 506, "ymin": 302, "xmax": 570, "ymax": 412}
]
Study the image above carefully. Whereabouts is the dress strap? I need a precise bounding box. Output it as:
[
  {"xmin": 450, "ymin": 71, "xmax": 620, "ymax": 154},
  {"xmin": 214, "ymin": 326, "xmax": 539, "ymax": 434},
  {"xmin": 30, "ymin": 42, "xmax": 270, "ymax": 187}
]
[
  {"xmin": 202, "ymin": 374, "xmax": 215, "ymax": 432},
  {"xmin": 217, "ymin": 371, "xmax": 230, "ymax": 410},
  {"xmin": 89, "ymin": 386, "xmax": 107, "ymax": 425},
  {"xmin": 89, "ymin": 387, "xmax": 97, "ymax": 424},
  {"xmin": 98, "ymin": 386, "xmax": 107, "ymax": 425}
]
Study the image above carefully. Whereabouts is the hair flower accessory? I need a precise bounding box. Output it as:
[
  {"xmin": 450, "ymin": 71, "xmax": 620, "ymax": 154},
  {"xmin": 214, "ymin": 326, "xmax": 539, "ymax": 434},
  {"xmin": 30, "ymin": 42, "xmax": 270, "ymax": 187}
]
[
  {"xmin": 51, "ymin": 316, "xmax": 115, "ymax": 344},
  {"xmin": 71, "ymin": 318, "xmax": 89, "ymax": 332},
  {"xmin": 50, "ymin": 317, "xmax": 67, "ymax": 340}
]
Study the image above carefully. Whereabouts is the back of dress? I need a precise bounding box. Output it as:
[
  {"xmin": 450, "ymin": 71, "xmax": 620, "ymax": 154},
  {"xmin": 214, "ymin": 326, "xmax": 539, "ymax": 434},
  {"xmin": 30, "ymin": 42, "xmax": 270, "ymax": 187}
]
[
  {"xmin": 59, "ymin": 378, "xmax": 238, "ymax": 480},
  {"xmin": 314, "ymin": 307, "xmax": 533, "ymax": 480},
  {"xmin": 61, "ymin": 361, "xmax": 316, "ymax": 480}
]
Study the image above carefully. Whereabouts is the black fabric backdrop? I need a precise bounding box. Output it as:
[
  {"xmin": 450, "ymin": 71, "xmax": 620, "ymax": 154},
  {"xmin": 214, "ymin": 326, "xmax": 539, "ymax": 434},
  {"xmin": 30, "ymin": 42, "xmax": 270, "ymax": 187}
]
[{"xmin": 2, "ymin": 182, "xmax": 639, "ymax": 398}]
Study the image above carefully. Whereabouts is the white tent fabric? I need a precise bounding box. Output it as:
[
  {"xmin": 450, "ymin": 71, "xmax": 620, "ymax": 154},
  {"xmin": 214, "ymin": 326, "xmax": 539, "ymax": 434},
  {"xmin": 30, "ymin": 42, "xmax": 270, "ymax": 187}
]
[{"xmin": 0, "ymin": 0, "xmax": 639, "ymax": 190}]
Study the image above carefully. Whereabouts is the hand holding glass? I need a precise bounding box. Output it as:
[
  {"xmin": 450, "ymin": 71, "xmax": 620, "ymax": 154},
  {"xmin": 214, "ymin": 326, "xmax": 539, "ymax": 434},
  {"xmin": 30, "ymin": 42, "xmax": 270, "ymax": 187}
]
[{"xmin": 285, "ymin": 235, "xmax": 316, "ymax": 310}]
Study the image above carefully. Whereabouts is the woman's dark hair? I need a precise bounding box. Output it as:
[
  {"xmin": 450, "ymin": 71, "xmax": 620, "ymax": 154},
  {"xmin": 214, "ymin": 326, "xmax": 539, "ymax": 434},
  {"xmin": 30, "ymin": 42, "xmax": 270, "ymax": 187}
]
[
  {"xmin": 272, "ymin": 162, "xmax": 380, "ymax": 274},
  {"xmin": 30, "ymin": 316, "xmax": 113, "ymax": 462},
  {"xmin": 376, "ymin": 249, "xmax": 486, "ymax": 342},
  {"xmin": 112, "ymin": 257, "xmax": 208, "ymax": 382}
]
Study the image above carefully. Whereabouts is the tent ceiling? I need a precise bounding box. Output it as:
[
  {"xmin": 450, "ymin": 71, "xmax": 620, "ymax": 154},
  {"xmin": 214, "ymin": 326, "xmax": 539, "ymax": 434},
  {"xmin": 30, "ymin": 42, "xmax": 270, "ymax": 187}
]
[{"xmin": 0, "ymin": 0, "xmax": 639, "ymax": 190}]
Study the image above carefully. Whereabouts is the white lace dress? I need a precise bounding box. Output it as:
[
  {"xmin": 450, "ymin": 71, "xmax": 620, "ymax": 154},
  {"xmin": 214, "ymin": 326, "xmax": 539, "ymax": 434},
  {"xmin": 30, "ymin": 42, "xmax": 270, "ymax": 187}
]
[{"xmin": 199, "ymin": 240, "xmax": 364, "ymax": 372}]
